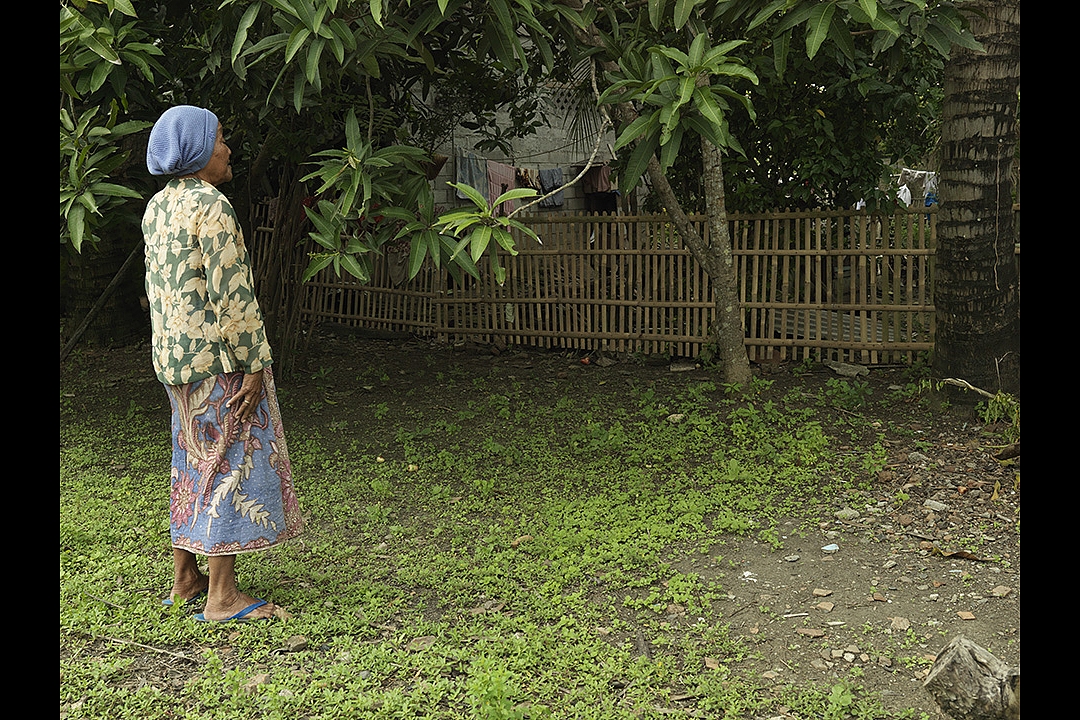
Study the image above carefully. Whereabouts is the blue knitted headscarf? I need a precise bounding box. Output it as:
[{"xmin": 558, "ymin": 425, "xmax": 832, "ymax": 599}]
[{"xmin": 146, "ymin": 105, "xmax": 219, "ymax": 176}]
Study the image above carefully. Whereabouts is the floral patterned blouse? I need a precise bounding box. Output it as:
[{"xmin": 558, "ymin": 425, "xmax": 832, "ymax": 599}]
[{"xmin": 142, "ymin": 178, "xmax": 272, "ymax": 386}]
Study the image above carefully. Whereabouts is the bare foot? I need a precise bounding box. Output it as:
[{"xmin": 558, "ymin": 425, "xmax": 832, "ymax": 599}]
[
  {"xmin": 166, "ymin": 572, "xmax": 210, "ymax": 605},
  {"xmin": 200, "ymin": 590, "xmax": 278, "ymax": 621}
]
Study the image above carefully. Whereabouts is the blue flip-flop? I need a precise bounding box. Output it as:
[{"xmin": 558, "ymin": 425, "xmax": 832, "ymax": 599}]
[
  {"xmin": 162, "ymin": 589, "xmax": 208, "ymax": 607},
  {"xmin": 194, "ymin": 599, "xmax": 270, "ymax": 623}
]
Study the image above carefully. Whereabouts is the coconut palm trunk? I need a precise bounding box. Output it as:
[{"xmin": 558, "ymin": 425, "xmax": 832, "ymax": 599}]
[{"xmin": 933, "ymin": 0, "xmax": 1021, "ymax": 393}]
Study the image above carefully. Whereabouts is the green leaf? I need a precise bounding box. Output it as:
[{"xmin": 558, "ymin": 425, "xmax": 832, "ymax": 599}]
[
  {"xmin": 447, "ymin": 182, "xmax": 488, "ymax": 211},
  {"xmin": 492, "ymin": 188, "xmax": 538, "ymax": 206},
  {"xmin": 68, "ymin": 205, "xmax": 86, "ymax": 253},
  {"xmin": 302, "ymin": 253, "xmax": 335, "ymax": 283},
  {"xmin": 88, "ymin": 182, "xmax": 142, "ymax": 199},
  {"xmin": 613, "ymin": 111, "xmax": 658, "ymax": 152},
  {"xmin": 305, "ymin": 37, "xmax": 324, "ymax": 83},
  {"xmin": 688, "ymin": 32, "xmax": 706, "ymax": 67},
  {"xmin": 805, "ymin": 2, "xmax": 836, "ymax": 60},
  {"xmin": 285, "ymin": 25, "xmax": 311, "ymax": 64},
  {"xmin": 747, "ymin": 0, "xmax": 787, "ymax": 32},
  {"xmin": 648, "ymin": 0, "xmax": 663, "ymax": 29},
  {"xmin": 673, "ymin": 0, "xmax": 699, "ymax": 30},
  {"xmin": 469, "ymin": 226, "xmax": 492, "ymax": 263},
  {"xmin": 621, "ymin": 134, "xmax": 658, "ymax": 194},
  {"xmin": 112, "ymin": 0, "xmax": 137, "ymax": 17},
  {"xmin": 408, "ymin": 236, "xmax": 428, "ymax": 279},
  {"xmin": 370, "ymin": 0, "xmax": 383, "ymax": 27},
  {"xmin": 859, "ymin": 0, "xmax": 878, "ymax": 23},
  {"xmin": 340, "ymin": 253, "xmax": 370, "ymax": 282},
  {"xmin": 232, "ymin": 3, "xmax": 261, "ymax": 65}
]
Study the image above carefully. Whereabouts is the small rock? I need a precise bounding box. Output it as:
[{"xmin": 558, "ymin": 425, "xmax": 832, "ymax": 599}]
[
  {"xmin": 285, "ymin": 635, "xmax": 308, "ymax": 652},
  {"xmin": 666, "ymin": 413, "xmax": 686, "ymax": 424},
  {"xmin": 835, "ymin": 507, "xmax": 860, "ymax": 521},
  {"xmin": 406, "ymin": 635, "xmax": 437, "ymax": 651},
  {"xmin": 783, "ymin": 555, "xmax": 800, "ymax": 563},
  {"xmin": 797, "ymin": 627, "xmax": 825, "ymax": 638},
  {"xmin": 991, "ymin": 585, "xmax": 1013, "ymax": 597},
  {"xmin": 824, "ymin": 361, "xmax": 869, "ymax": 377},
  {"xmin": 923, "ymin": 499, "xmax": 949, "ymax": 512},
  {"xmin": 242, "ymin": 674, "xmax": 270, "ymax": 695},
  {"xmin": 812, "ymin": 588, "xmax": 833, "ymax": 597},
  {"xmin": 908, "ymin": 451, "xmax": 932, "ymax": 465},
  {"xmin": 957, "ymin": 610, "xmax": 976, "ymax": 621},
  {"xmin": 816, "ymin": 601, "xmax": 834, "ymax": 612},
  {"xmin": 890, "ymin": 616, "xmax": 910, "ymax": 631}
]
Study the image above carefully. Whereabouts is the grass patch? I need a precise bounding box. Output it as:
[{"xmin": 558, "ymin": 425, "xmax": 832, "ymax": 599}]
[{"xmin": 61, "ymin": 350, "xmax": 926, "ymax": 719}]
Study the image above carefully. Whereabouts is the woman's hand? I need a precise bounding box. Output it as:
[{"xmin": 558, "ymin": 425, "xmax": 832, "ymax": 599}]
[{"xmin": 229, "ymin": 370, "xmax": 264, "ymax": 423}]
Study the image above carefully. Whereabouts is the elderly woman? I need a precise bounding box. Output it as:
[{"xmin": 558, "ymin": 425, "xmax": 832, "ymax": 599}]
[{"xmin": 143, "ymin": 105, "xmax": 303, "ymax": 622}]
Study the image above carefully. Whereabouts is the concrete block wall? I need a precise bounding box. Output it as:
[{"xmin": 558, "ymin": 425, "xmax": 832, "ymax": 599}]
[{"xmin": 428, "ymin": 99, "xmax": 640, "ymax": 215}]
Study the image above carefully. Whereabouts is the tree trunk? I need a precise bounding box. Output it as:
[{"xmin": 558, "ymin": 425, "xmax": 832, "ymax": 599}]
[
  {"xmin": 933, "ymin": 0, "xmax": 1020, "ymax": 394},
  {"xmin": 62, "ymin": 221, "xmax": 148, "ymax": 350}
]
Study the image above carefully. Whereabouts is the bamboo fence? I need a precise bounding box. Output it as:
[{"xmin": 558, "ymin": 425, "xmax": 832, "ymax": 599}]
[{"xmin": 254, "ymin": 207, "xmax": 943, "ymax": 365}]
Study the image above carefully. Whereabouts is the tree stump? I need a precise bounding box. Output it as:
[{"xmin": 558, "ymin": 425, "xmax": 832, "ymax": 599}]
[{"xmin": 924, "ymin": 635, "xmax": 1020, "ymax": 720}]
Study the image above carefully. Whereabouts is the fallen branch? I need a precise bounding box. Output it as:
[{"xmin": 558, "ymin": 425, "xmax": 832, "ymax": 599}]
[
  {"xmin": 104, "ymin": 636, "xmax": 199, "ymax": 662},
  {"xmin": 940, "ymin": 378, "xmax": 997, "ymax": 400}
]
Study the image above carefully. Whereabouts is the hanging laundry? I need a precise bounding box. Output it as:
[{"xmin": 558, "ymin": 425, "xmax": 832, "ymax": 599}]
[
  {"xmin": 583, "ymin": 165, "xmax": 612, "ymax": 194},
  {"xmin": 456, "ymin": 151, "xmax": 488, "ymax": 202},
  {"xmin": 537, "ymin": 167, "xmax": 565, "ymax": 207},
  {"xmin": 897, "ymin": 184, "xmax": 912, "ymax": 207},
  {"xmin": 487, "ymin": 160, "xmax": 517, "ymax": 216}
]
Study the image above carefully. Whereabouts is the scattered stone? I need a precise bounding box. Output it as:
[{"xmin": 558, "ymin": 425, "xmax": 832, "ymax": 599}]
[
  {"xmin": 824, "ymin": 360, "xmax": 869, "ymax": 377},
  {"xmin": 816, "ymin": 601, "xmax": 834, "ymax": 613},
  {"xmin": 872, "ymin": 593, "xmax": 887, "ymax": 602},
  {"xmin": 908, "ymin": 451, "xmax": 932, "ymax": 465},
  {"xmin": 811, "ymin": 658, "xmax": 830, "ymax": 670},
  {"xmin": 898, "ymin": 514, "xmax": 914, "ymax": 527},
  {"xmin": 835, "ymin": 507, "xmax": 861, "ymax": 521},
  {"xmin": 669, "ymin": 361, "xmax": 697, "ymax": 372},
  {"xmin": 883, "ymin": 560, "xmax": 898, "ymax": 569},
  {"xmin": 241, "ymin": 674, "xmax": 270, "ymax": 695},
  {"xmin": 890, "ymin": 616, "xmax": 911, "ymax": 631},
  {"xmin": 924, "ymin": 499, "xmax": 949, "ymax": 512},
  {"xmin": 666, "ymin": 413, "xmax": 686, "ymax": 424},
  {"xmin": 406, "ymin": 635, "xmax": 437, "ymax": 651},
  {"xmin": 991, "ymin": 585, "xmax": 1013, "ymax": 597},
  {"xmin": 783, "ymin": 555, "xmax": 800, "ymax": 563},
  {"xmin": 285, "ymin": 635, "xmax": 308, "ymax": 652},
  {"xmin": 761, "ymin": 670, "xmax": 779, "ymax": 680},
  {"xmin": 812, "ymin": 588, "xmax": 833, "ymax": 597},
  {"xmin": 958, "ymin": 611, "xmax": 976, "ymax": 621},
  {"xmin": 796, "ymin": 627, "xmax": 825, "ymax": 638}
]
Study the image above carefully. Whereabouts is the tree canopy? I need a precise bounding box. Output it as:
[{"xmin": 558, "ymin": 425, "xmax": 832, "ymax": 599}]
[{"xmin": 61, "ymin": 0, "xmax": 998, "ymax": 383}]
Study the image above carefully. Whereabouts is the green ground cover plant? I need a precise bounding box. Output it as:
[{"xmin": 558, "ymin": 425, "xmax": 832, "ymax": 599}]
[{"xmin": 60, "ymin": 341, "xmax": 1018, "ymax": 720}]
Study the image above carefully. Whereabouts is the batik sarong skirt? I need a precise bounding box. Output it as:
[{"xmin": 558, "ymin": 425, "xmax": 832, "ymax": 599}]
[{"xmin": 164, "ymin": 367, "xmax": 303, "ymax": 556}]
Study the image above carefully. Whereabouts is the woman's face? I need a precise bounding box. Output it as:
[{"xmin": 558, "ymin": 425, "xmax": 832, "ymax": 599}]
[{"xmin": 196, "ymin": 123, "xmax": 232, "ymax": 186}]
